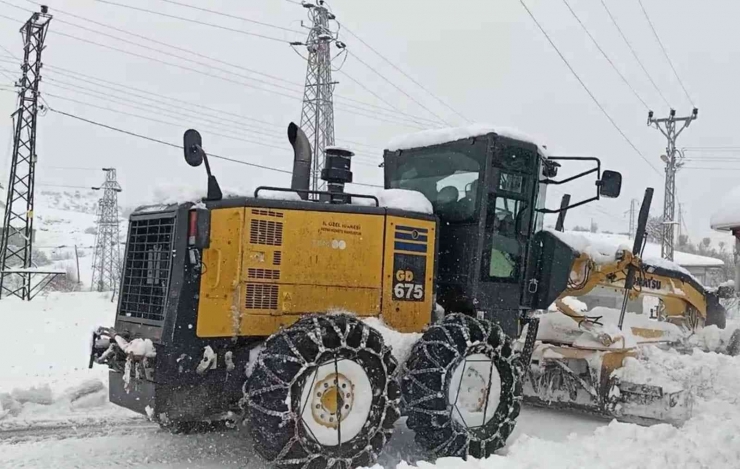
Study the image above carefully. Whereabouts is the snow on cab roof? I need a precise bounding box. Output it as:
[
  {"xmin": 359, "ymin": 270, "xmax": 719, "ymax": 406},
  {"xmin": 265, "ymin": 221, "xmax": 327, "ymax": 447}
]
[
  {"xmin": 710, "ymin": 185, "xmax": 740, "ymax": 231},
  {"xmin": 385, "ymin": 123, "xmax": 549, "ymax": 155}
]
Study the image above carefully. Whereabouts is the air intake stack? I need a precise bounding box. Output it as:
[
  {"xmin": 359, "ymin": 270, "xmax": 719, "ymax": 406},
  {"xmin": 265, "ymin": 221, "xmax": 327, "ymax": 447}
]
[{"xmin": 321, "ymin": 146, "xmax": 354, "ymax": 203}]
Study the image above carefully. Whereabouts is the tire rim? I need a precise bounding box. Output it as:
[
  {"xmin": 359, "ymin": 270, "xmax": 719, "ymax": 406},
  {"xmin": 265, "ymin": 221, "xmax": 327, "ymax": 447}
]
[
  {"xmin": 448, "ymin": 353, "xmax": 501, "ymax": 429},
  {"xmin": 299, "ymin": 358, "xmax": 373, "ymax": 447}
]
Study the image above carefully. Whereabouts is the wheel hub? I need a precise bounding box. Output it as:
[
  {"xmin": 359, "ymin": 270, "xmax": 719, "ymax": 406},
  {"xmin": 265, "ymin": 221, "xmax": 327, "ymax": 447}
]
[
  {"xmin": 448, "ymin": 353, "xmax": 501, "ymax": 429},
  {"xmin": 299, "ymin": 358, "xmax": 373, "ymax": 447},
  {"xmin": 311, "ymin": 372, "xmax": 354, "ymax": 429}
]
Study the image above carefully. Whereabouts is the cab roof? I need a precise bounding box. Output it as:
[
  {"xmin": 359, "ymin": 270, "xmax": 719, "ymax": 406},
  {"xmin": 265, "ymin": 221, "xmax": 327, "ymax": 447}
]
[{"xmin": 385, "ymin": 124, "xmax": 550, "ymax": 156}]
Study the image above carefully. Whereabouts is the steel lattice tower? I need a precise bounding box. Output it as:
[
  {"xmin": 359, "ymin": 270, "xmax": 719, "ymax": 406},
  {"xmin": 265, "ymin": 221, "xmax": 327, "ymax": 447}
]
[
  {"xmin": 647, "ymin": 108, "xmax": 698, "ymax": 261},
  {"xmin": 295, "ymin": 1, "xmax": 343, "ymax": 192},
  {"xmin": 90, "ymin": 168, "xmax": 122, "ymax": 293},
  {"xmin": 0, "ymin": 7, "xmax": 52, "ymax": 300}
]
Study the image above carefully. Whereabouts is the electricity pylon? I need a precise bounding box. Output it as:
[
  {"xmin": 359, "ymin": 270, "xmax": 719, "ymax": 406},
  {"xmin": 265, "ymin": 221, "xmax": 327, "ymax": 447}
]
[
  {"xmin": 647, "ymin": 108, "xmax": 698, "ymax": 261},
  {"xmin": 90, "ymin": 168, "xmax": 122, "ymax": 294},
  {"xmin": 0, "ymin": 7, "xmax": 52, "ymax": 300},
  {"xmin": 292, "ymin": 0, "xmax": 345, "ymax": 192}
]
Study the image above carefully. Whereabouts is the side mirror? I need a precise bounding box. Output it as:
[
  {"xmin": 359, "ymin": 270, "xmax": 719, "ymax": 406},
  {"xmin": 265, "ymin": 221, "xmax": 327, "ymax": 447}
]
[
  {"xmin": 598, "ymin": 170, "xmax": 622, "ymax": 198},
  {"xmin": 183, "ymin": 129, "xmax": 205, "ymax": 167},
  {"xmin": 182, "ymin": 129, "xmax": 222, "ymax": 201}
]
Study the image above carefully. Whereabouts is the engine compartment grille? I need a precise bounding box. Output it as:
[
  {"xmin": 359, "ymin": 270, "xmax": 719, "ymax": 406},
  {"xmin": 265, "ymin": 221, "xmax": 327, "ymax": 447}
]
[{"xmin": 119, "ymin": 216, "xmax": 176, "ymax": 323}]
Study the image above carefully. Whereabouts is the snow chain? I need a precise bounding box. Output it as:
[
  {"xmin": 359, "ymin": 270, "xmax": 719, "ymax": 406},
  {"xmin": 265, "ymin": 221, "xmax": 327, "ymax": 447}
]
[{"xmin": 520, "ymin": 317, "xmax": 539, "ymax": 366}]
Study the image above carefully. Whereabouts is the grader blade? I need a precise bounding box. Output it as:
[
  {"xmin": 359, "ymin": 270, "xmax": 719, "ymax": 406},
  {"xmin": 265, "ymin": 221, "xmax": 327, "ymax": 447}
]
[{"xmin": 522, "ymin": 343, "xmax": 692, "ymax": 426}]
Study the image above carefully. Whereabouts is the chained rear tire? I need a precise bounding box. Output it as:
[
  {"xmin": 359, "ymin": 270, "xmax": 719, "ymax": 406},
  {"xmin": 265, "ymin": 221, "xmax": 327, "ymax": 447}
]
[
  {"xmin": 401, "ymin": 314, "xmax": 522, "ymax": 459},
  {"xmin": 245, "ymin": 314, "xmax": 400, "ymax": 469}
]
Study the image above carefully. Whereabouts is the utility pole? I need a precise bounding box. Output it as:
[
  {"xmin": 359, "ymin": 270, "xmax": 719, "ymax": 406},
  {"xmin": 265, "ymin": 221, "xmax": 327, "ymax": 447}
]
[
  {"xmin": 90, "ymin": 168, "xmax": 122, "ymax": 295},
  {"xmin": 0, "ymin": 7, "xmax": 52, "ymax": 300},
  {"xmin": 647, "ymin": 108, "xmax": 698, "ymax": 261},
  {"xmin": 292, "ymin": 0, "xmax": 344, "ymax": 193}
]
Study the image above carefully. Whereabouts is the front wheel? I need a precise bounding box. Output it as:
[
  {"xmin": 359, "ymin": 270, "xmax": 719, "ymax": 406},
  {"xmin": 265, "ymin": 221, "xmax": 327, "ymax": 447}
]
[
  {"xmin": 245, "ymin": 314, "xmax": 400, "ymax": 469},
  {"xmin": 401, "ymin": 314, "xmax": 522, "ymax": 459}
]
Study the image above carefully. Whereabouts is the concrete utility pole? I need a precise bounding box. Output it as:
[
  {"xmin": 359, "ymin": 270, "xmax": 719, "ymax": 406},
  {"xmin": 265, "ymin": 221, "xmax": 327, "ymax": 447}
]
[
  {"xmin": 293, "ymin": 0, "xmax": 344, "ymax": 193},
  {"xmin": 90, "ymin": 168, "xmax": 122, "ymax": 295},
  {"xmin": 0, "ymin": 6, "xmax": 52, "ymax": 300},
  {"xmin": 647, "ymin": 108, "xmax": 698, "ymax": 261}
]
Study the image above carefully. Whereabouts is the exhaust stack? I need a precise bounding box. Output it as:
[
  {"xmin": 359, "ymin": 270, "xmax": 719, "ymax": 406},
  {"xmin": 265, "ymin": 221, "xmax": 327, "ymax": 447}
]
[{"xmin": 288, "ymin": 122, "xmax": 311, "ymax": 200}]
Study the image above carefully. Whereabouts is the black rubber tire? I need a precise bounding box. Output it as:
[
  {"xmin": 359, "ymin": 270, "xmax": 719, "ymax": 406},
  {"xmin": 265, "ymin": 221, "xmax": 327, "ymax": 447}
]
[
  {"xmin": 244, "ymin": 314, "xmax": 400, "ymax": 469},
  {"xmin": 728, "ymin": 329, "xmax": 740, "ymax": 357},
  {"xmin": 401, "ymin": 314, "xmax": 522, "ymax": 459},
  {"xmin": 705, "ymin": 294, "xmax": 727, "ymax": 329}
]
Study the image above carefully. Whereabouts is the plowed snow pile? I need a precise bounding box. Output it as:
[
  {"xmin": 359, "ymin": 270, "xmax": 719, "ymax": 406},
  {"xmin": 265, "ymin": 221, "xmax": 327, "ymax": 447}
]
[{"xmin": 0, "ymin": 292, "xmax": 138, "ymax": 428}]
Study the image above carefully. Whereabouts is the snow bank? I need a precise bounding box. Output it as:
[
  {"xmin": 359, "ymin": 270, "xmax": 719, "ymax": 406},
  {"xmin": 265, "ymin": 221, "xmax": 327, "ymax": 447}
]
[
  {"xmin": 0, "ymin": 293, "xmax": 138, "ymax": 427},
  {"xmin": 386, "ymin": 124, "xmax": 548, "ymax": 156},
  {"xmin": 710, "ymin": 185, "xmax": 740, "ymax": 231},
  {"xmin": 363, "ymin": 317, "xmax": 422, "ymax": 364}
]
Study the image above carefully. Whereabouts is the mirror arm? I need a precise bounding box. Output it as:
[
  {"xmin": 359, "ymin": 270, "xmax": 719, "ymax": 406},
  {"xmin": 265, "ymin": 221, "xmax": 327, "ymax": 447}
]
[
  {"xmin": 536, "ymin": 195, "xmax": 599, "ymax": 214},
  {"xmin": 540, "ymin": 166, "xmax": 598, "ymax": 185},
  {"xmin": 199, "ymin": 145, "xmax": 213, "ymax": 177}
]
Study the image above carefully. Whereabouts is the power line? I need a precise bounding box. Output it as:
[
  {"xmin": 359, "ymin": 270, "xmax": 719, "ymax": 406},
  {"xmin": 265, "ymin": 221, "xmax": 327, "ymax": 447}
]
[
  {"xmin": 37, "ymin": 183, "xmax": 93, "ymax": 190},
  {"xmin": 45, "ymin": 91, "xmax": 289, "ymax": 151},
  {"xmin": 599, "ymin": 0, "xmax": 670, "ymax": 109},
  {"xmin": 341, "ymin": 24, "xmax": 470, "ymax": 124},
  {"xmin": 519, "ymin": 0, "xmax": 662, "ymax": 177},
  {"xmin": 682, "ymin": 167, "xmax": 740, "ymax": 171},
  {"xmin": 151, "ymin": 0, "xmax": 303, "ymax": 35},
  {"xmin": 47, "ymin": 107, "xmax": 293, "ymax": 173},
  {"xmin": 637, "ymin": 0, "xmax": 695, "ymax": 107},
  {"xmin": 26, "ymin": 28, "xmax": 425, "ymax": 129},
  {"xmin": 94, "ymin": 0, "xmax": 297, "ymax": 44},
  {"xmin": 44, "ymin": 77, "xmax": 287, "ymax": 144},
  {"xmin": 47, "ymin": 107, "xmax": 383, "ymax": 187},
  {"xmin": 46, "ymin": 75, "xmax": 379, "ymax": 165},
  {"xmin": 6, "ymin": 2, "xmax": 436, "ymax": 126},
  {"xmin": 348, "ymin": 50, "xmax": 449, "ymax": 126},
  {"xmin": 561, "ymin": 0, "xmax": 649, "ymax": 110},
  {"xmin": 42, "ymin": 63, "xmax": 384, "ymax": 153},
  {"xmin": 43, "ymin": 166, "xmax": 100, "ymax": 171}
]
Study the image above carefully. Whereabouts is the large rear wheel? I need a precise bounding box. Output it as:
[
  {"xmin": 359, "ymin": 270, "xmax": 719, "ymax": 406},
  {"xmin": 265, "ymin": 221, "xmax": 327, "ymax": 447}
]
[
  {"xmin": 245, "ymin": 314, "xmax": 400, "ymax": 469},
  {"xmin": 401, "ymin": 314, "xmax": 522, "ymax": 459}
]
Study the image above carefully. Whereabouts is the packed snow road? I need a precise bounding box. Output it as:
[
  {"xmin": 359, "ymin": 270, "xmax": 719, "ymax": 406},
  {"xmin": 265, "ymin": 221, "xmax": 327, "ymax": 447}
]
[
  {"xmin": 2, "ymin": 293, "xmax": 740, "ymax": 468},
  {"xmin": 0, "ymin": 409, "xmax": 605, "ymax": 468}
]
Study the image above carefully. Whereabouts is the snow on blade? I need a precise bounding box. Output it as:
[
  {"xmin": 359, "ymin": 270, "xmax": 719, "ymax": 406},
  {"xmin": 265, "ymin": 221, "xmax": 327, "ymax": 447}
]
[
  {"xmin": 547, "ymin": 229, "xmax": 628, "ymax": 265},
  {"xmin": 710, "ymin": 185, "xmax": 740, "ymax": 231},
  {"xmin": 385, "ymin": 123, "xmax": 549, "ymax": 156},
  {"xmin": 548, "ymin": 229, "xmax": 711, "ymax": 281}
]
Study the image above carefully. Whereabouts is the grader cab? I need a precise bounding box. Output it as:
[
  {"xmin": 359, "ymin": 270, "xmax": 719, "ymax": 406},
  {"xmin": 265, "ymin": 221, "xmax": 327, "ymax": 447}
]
[{"xmin": 89, "ymin": 122, "xmax": 716, "ymax": 469}]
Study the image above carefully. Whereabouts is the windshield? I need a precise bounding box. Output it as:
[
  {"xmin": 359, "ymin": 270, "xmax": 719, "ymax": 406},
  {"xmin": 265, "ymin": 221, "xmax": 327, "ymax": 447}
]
[{"xmin": 386, "ymin": 140, "xmax": 486, "ymax": 222}]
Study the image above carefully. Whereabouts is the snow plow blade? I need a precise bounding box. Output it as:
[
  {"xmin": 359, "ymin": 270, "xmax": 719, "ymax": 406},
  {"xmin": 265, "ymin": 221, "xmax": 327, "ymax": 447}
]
[{"xmin": 522, "ymin": 344, "xmax": 692, "ymax": 426}]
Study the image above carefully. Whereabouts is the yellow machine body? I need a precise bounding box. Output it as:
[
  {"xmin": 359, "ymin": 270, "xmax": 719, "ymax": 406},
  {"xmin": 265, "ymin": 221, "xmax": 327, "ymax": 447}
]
[{"xmin": 195, "ymin": 204, "xmax": 436, "ymax": 337}]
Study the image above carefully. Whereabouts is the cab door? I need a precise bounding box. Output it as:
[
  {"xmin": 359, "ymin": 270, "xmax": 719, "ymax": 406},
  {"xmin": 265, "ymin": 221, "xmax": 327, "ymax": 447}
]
[{"xmin": 475, "ymin": 138, "xmax": 539, "ymax": 335}]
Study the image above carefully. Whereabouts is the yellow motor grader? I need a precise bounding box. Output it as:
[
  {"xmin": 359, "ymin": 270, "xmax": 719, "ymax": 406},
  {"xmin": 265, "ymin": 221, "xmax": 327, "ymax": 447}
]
[{"xmin": 90, "ymin": 123, "xmax": 722, "ymax": 468}]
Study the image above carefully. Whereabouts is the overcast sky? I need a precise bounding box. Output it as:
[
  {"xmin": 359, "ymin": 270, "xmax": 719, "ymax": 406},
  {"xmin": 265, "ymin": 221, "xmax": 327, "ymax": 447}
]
[{"xmin": 0, "ymin": 0, "xmax": 737, "ymax": 245}]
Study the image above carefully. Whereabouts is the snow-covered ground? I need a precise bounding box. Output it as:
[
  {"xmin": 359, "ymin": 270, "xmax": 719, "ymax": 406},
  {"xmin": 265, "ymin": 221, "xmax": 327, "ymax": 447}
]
[{"xmin": 1, "ymin": 293, "xmax": 739, "ymax": 468}]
